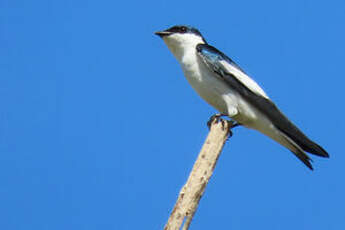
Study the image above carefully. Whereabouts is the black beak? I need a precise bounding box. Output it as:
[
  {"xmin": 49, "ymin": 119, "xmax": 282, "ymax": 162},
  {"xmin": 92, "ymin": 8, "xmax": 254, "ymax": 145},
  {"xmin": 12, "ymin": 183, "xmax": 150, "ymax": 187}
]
[{"xmin": 154, "ymin": 31, "xmax": 172, "ymax": 37}]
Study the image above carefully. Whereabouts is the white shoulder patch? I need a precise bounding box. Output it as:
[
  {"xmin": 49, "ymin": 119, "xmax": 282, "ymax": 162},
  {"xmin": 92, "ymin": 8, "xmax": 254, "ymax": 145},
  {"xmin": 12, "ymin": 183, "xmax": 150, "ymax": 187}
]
[{"xmin": 219, "ymin": 60, "xmax": 269, "ymax": 99}]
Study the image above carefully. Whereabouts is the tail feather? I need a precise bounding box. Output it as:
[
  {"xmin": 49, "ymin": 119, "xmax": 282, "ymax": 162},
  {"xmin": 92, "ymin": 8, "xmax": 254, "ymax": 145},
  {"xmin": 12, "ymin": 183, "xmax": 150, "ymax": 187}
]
[
  {"xmin": 241, "ymin": 94, "xmax": 330, "ymax": 159},
  {"xmin": 291, "ymin": 150, "xmax": 313, "ymax": 170},
  {"xmin": 274, "ymin": 121, "xmax": 329, "ymax": 159},
  {"xmin": 215, "ymin": 68, "xmax": 329, "ymax": 161},
  {"xmin": 278, "ymin": 131, "xmax": 314, "ymax": 170}
]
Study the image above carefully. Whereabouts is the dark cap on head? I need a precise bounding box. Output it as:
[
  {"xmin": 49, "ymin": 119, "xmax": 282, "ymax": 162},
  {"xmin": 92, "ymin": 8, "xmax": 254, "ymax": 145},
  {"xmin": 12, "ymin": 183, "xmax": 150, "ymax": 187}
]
[{"xmin": 155, "ymin": 25, "xmax": 203, "ymax": 38}]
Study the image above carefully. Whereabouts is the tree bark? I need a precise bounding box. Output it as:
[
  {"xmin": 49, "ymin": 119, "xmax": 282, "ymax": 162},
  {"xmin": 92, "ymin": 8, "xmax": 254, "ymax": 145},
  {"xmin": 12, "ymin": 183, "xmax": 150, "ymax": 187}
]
[{"xmin": 164, "ymin": 119, "xmax": 232, "ymax": 230}]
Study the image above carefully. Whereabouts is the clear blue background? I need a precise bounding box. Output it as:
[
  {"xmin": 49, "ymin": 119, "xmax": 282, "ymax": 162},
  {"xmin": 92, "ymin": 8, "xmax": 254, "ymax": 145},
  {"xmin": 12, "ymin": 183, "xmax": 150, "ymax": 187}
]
[{"xmin": 1, "ymin": 0, "xmax": 344, "ymax": 229}]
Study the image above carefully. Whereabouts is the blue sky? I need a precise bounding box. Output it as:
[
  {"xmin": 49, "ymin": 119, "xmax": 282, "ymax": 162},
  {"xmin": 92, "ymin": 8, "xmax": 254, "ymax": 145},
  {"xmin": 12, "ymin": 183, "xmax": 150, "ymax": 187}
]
[{"xmin": 1, "ymin": 0, "xmax": 344, "ymax": 229}]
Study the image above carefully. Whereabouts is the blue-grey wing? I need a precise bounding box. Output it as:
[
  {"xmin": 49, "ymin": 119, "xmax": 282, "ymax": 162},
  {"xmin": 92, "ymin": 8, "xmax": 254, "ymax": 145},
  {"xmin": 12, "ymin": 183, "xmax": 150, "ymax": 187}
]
[
  {"xmin": 196, "ymin": 44, "xmax": 269, "ymax": 98},
  {"xmin": 196, "ymin": 43, "xmax": 328, "ymax": 160}
]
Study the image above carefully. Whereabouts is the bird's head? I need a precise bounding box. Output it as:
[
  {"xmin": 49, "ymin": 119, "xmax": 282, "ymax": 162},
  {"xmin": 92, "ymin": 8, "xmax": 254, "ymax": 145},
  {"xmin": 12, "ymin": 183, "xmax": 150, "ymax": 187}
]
[{"xmin": 155, "ymin": 25, "xmax": 206, "ymax": 60}]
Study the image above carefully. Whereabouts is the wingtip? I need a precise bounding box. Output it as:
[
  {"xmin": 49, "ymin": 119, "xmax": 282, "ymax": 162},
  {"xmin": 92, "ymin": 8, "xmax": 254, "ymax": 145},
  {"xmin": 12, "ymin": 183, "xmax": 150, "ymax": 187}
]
[
  {"xmin": 298, "ymin": 138, "xmax": 329, "ymax": 158},
  {"xmin": 311, "ymin": 144, "xmax": 329, "ymax": 158}
]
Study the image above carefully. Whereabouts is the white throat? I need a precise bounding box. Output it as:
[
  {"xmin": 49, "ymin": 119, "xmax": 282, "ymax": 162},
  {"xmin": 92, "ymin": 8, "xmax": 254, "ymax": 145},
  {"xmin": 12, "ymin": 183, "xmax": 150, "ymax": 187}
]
[{"xmin": 162, "ymin": 33, "xmax": 205, "ymax": 61}]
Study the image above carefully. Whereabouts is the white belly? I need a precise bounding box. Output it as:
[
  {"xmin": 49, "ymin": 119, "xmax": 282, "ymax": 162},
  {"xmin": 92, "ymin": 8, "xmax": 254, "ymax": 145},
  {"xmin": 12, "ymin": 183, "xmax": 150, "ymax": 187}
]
[
  {"xmin": 180, "ymin": 53, "xmax": 258, "ymax": 125},
  {"xmin": 183, "ymin": 64, "xmax": 230, "ymax": 114}
]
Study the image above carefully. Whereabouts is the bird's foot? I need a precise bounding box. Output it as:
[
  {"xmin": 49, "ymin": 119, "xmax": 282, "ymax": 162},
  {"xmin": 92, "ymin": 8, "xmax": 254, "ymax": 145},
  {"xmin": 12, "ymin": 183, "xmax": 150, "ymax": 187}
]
[
  {"xmin": 207, "ymin": 114, "xmax": 241, "ymax": 138},
  {"xmin": 207, "ymin": 113, "xmax": 228, "ymax": 129}
]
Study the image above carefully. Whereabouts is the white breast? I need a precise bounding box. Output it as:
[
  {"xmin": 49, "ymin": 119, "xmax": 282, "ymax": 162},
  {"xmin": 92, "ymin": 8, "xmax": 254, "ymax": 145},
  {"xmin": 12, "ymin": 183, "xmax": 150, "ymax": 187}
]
[
  {"xmin": 179, "ymin": 50, "xmax": 237, "ymax": 114},
  {"xmin": 179, "ymin": 49, "xmax": 261, "ymax": 125}
]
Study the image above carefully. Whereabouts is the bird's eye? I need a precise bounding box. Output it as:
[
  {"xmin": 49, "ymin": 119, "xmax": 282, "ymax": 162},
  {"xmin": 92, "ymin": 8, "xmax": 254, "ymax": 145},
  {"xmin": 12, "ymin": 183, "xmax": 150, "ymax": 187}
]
[{"xmin": 180, "ymin": 26, "xmax": 187, "ymax": 33}]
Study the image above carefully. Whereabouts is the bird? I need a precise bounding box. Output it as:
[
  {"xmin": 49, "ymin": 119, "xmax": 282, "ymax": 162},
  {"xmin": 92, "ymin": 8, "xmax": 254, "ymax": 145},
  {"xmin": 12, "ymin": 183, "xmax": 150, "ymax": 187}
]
[{"xmin": 155, "ymin": 25, "xmax": 329, "ymax": 170}]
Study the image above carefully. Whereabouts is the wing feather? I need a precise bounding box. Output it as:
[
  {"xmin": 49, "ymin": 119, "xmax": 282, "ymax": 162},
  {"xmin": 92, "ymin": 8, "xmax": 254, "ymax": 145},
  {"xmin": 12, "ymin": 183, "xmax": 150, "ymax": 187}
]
[
  {"xmin": 196, "ymin": 43, "xmax": 329, "ymax": 160},
  {"xmin": 196, "ymin": 44, "xmax": 269, "ymax": 98}
]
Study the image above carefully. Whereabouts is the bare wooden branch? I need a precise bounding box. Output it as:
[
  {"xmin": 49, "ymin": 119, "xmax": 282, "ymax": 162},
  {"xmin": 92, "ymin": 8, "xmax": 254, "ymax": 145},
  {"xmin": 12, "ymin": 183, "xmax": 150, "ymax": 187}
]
[{"xmin": 164, "ymin": 119, "xmax": 232, "ymax": 230}]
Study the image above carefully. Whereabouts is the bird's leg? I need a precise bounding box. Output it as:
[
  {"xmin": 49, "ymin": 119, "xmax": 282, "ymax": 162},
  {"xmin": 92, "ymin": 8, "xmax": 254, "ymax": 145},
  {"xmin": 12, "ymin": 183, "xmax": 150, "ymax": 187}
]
[{"xmin": 227, "ymin": 120, "xmax": 241, "ymax": 138}]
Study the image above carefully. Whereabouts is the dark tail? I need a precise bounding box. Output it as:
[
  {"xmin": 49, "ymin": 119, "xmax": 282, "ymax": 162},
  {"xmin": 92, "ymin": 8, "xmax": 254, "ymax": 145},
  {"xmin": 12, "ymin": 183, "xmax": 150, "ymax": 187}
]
[
  {"xmin": 277, "ymin": 131, "xmax": 314, "ymax": 170},
  {"xmin": 254, "ymin": 97, "xmax": 330, "ymax": 159}
]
